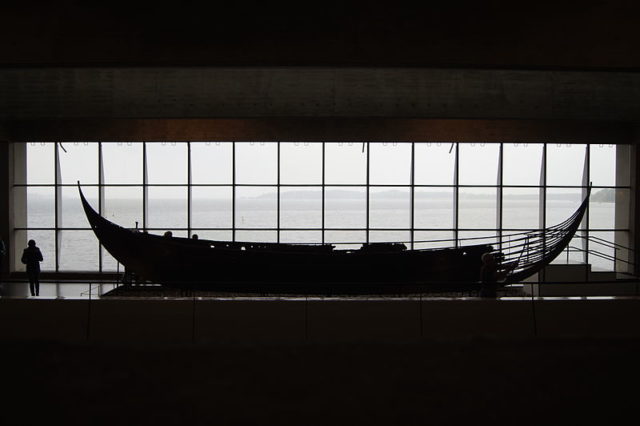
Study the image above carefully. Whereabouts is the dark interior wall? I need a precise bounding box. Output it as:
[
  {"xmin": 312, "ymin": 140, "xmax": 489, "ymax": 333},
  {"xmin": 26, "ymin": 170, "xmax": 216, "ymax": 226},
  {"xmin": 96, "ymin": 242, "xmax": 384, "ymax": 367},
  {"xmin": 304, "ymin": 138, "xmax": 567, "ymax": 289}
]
[
  {"xmin": 1, "ymin": 119, "xmax": 634, "ymax": 144},
  {"xmin": 1, "ymin": 67, "xmax": 638, "ymax": 143},
  {"xmin": 2, "ymin": 68, "xmax": 639, "ymax": 121},
  {"xmin": 2, "ymin": 1, "xmax": 639, "ymax": 69},
  {"xmin": 2, "ymin": 2, "xmax": 639, "ymax": 141}
]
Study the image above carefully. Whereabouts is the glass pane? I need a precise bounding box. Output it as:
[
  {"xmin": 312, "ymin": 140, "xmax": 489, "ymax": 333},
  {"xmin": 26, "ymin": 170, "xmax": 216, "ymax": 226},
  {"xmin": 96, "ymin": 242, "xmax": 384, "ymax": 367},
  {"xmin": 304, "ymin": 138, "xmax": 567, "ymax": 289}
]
[
  {"xmin": 551, "ymin": 231, "xmax": 586, "ymax": 264},
  {"xmin": 236, "ymin": 186, "xmax": 277, "ymax": 228},
  {"xmin": 503, "ymin": 143, "xmax": 543, "ymax": 185},
  {"xmin": 369, "ymin": 231, "xmax": 410, "ymax": 244},
  {"xmin": 546, "ymin": 188, "xmax": 584, "ymax": 227},
  {"xmin": 147, "ymin": 186, "xmax": 188, "ymax": 229},
  {"xmin": 459, "ymin": 143, "xmax": 500, "ymax": 185},
  {"xmin": 192, "ymin": 230, "xmax": 233, "ymax": 242},
  {"xmin": 59, "ymin": 142, "xmax": 98, "ymax": 184},
  {"xmin": 101, "ymin": 248, "xmax": 120, "ymax": 273},
  {"xmin": 235, "ymin": 230, "xmax": 278, "ymax": 243},
  {"xmin": 324, "ymin": 187, "xmax": 366, "ymax": 229},
  {"xmin": 589, "ymin": 188, "xmax": 629, "ymax": 230},
  {"xmin": 146, "ymin": 142, "xmax": 187, "ymax": 184},
  {"xmin": 280, "ymin": 231, "xmax": 322, "ymax": 244},
  {"xmin": 61, "ymin": 186, "xmax": 98, "ymax": 228},
  {"xmin": 26, "ymin": 187, "xmax": 55, "ymax": 228},
  {"xmin": 325, "ymin": 143, "xmax": 367, "ymax": 184},
  {"xmin": 502, "ymin": 188, "xmax": 540, "ymax": 230},
  {"xmin": 613, "ymin": 230, "xmax": 631, "ymax": 273},
  {"xmin": 414, "ymin": 143, "xmax": 455, "ymax": 185},
  {"xmin": 153, "ymin": 230, "xmax": 188, "ymax": 239},
  {"xmin": 588, "ymin": 231, "xmax": 616, "ymax": 271},
  {"xmin": 458, "ymin": 187, "xmax": 498, "ymax": 229},
  {"xmin": 369, "ymin": 187, "xmax": 410, "ymax": 229},
  {"xmin": 280, "ymin": 186, "xmax": 322, "ymax": 229},
  {"xmin": 458, "ymin": 231, "xmax": 499, "ymax": 249},
  {"xmin": 102, "ymin": 142, "xmax": 143, "ymax": 184},
  {"xmin": 103, "ymin": 186, "xmax": 143, "ymax": 229},
  {"xmin": 325, "ymin": 230, "xmax": 366, "ymax": 249},
  {"xmin": 413, "ymin": 230, "xmax": 455, "ymax": 249},
  {"xmin": 191, "ymin": 186, "xmax": 232, "ymax": 228},
  {"xmin": 26, "ymin": 143, "xmax": 55, "ymax": 184},
  {"xmin": 15, "ymin": 230, "xmax": 55, "ymax": 272},
  {"xmin": 414, "ymin": 187, "xmax": 454, "ymax": 229},
  {"xmin": 369, "ymin": 143, "xmax": 411, "ymax": 185},
  {"xmin": 280, "ymin": 142, "xmax": 322, "ymax": 184},
  {"xmin": 546, "ymin": 144, "xmax": 586, "ymax": 186},
  {"xmin": 589, "ymin": 144, "xmax": 616, "ymax": 187},
  {"xmin": 570, "ymin": 231, "xmax": 587, "ymax": 264},
  {"xmin": 59, "ymin": 231, "xmax": 99, "ymax": 271},
  {"xmin": 590, "ymin": 190, "xmax": 614, "ymax": 230},
  {"xmin": 236, "ymin": 142, "xmax": 277, "ymax": 184},
  {"xmin": 191, "ymin": 142, "xmax": 233, "ymax": 184}
]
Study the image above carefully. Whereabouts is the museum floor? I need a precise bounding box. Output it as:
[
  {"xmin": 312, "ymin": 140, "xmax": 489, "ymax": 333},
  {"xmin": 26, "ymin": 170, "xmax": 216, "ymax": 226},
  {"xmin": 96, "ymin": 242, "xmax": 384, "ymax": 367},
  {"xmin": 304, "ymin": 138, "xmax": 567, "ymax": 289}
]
[
  {"xmin": 1, "ymin": 337, "xmax": 638, "ymax": 425},
  {"xmin": 2, "ymin": 279, "xmax": 639, "ymax": 425}
]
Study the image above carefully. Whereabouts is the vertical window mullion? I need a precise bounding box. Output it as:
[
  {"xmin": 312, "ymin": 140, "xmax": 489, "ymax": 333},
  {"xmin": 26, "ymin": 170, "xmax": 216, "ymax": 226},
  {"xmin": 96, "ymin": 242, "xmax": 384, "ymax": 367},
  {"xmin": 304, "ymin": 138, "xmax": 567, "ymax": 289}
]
[
  {"xmin": 98, "ymin": 142, "xmax": 104, "ymax": 272},
  {"xmin": 366, "ymin": 142, "xmax": 370, "ymax": 244},
  {"xmin": 540, "ymin": 143, "xmax": 547, "ymax": 280},
  {"xmin": 232, "ymin": 142, "xmax": 236, "ymax": 242},
  {"xmin": 277, "ymin": 141, "xmax": 281, "ymax": 243},
  {"xmin": 187, "ymin": 141, "xmax": 192, "ymax": 238},
  {"xmin": 454, "ymin": 143, "xmax": 459, "ymax": 247},
  {"xmin": 54, "ymin": 142, "xmax": 61, "ymax": 273},
  {"xmin": 410, "ymin": 142, "xmax": 415, "ymax": 250},
  {"xmin": 322, "ymin": 142, "xmax": 325, "ymax": 245},
  {"xmin": 142, "ymin": 142, "xmax": 148, "ymax": 231},
  {"xmin": 498, "ymin": 143, "xmax": 503, "ymax": 253},
  {"xmin": 584, "ymin": 144, "xmax": 591, "ymax": 266}
]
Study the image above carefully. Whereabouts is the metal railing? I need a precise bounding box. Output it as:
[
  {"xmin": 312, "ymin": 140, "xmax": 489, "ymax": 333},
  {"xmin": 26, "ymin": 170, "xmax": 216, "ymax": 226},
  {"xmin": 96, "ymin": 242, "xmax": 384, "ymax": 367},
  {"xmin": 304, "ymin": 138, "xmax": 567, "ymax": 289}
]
[{"xmin": 563, "ymin": 234, "xmax": 635, "ymax": 274}]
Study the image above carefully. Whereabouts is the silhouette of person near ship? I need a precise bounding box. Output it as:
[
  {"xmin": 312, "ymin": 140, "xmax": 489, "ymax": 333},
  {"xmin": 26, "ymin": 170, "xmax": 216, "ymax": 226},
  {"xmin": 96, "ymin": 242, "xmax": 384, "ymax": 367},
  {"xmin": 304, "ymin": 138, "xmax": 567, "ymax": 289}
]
[
  {"xmin": 21, "ymin": 239, "xmax": 43, "ymax": 297},
  {"xmin": 479, "ymin": 252, "xmax": 517, "ymax": 297}
]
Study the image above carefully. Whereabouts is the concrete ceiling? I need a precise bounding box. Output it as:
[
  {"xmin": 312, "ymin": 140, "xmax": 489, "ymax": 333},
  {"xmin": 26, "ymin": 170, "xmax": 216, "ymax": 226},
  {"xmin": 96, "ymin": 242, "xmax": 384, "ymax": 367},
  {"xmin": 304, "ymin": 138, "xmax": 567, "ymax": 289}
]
[{"xmin": 2, "ymin": 1, "xmax": 640, "ymax": 69}]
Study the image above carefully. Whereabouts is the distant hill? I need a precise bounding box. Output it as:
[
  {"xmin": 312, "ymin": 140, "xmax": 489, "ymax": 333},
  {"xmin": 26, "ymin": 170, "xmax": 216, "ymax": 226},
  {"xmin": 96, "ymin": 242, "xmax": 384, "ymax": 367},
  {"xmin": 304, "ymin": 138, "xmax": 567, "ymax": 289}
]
[
  {"xmin": 591, "ymin": 188, "xmax": 615, "ymax": 203},
  {"xmin": 45, "ymin": 188, "xmax": 608, "ymax": 202},
  {"xmin": 260, "ymin": 188, "xmax": 589, "ymax": 201}
]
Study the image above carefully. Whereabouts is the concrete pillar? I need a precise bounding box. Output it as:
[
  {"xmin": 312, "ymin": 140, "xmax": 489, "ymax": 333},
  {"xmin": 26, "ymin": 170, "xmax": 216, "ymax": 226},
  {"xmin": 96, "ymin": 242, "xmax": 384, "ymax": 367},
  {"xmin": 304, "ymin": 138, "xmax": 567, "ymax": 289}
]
[
  {"xmin": 0, "ymin": 142, "xmax": 28, "ymax": 296},
  {"xmin": 0, "ymin": 142, "xmax": 9, "ymax": 282},
  {"xmin": 632, "ymin": 132, "xmax": 640, "ymax": 275},
  {"xmin": 615, "ymin": 144, "xmax": 632, "ymax": 273}
]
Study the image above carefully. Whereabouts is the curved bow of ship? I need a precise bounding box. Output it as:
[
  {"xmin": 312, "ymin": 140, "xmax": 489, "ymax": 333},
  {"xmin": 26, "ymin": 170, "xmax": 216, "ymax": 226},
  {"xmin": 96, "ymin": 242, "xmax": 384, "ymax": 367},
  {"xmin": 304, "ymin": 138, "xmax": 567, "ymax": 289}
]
[{"xmin": 497, "ymin": 188, "xmax": 591, "ymax": 284}]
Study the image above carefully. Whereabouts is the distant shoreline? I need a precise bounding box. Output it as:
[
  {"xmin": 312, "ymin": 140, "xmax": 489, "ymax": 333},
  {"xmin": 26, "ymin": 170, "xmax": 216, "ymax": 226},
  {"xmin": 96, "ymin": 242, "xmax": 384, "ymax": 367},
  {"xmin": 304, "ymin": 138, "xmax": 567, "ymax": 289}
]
[{"xmin": 31, "ymin": 188, "xmax": 615, "ymax": 202}]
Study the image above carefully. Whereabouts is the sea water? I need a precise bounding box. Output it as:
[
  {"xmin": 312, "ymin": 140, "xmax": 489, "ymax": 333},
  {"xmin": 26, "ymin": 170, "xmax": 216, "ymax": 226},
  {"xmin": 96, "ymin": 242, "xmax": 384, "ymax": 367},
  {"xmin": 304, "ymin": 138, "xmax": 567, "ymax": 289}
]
[{"xmin": 17, "ymin": 192, "xmax": 620, "ymax": 272}]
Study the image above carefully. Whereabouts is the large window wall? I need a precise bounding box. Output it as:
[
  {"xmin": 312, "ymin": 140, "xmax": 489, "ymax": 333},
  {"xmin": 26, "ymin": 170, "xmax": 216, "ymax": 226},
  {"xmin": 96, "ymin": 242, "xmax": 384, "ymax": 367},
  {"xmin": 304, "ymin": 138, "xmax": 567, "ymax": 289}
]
[{"xmin": 12, "ymin": 142, "xmax": 631, "ymax": 273}]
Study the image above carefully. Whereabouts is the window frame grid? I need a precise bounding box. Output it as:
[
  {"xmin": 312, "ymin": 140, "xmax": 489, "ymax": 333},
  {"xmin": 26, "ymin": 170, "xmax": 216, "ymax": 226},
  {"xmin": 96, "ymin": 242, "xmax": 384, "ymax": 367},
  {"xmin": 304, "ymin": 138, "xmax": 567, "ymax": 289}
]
[{"xmin": 14, "ymin": 142, "xmax": 630, "ymax": 273}]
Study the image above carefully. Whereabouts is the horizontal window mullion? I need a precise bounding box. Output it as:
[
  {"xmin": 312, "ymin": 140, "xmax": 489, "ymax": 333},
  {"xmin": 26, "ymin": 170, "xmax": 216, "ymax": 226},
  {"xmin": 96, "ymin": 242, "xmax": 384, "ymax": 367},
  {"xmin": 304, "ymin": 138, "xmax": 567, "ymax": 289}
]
[
  {"xmin": 13, "ymin": 183, "xmax": 631, "ymax": 189},
  {"xmin": 16, "ymin": 226, "xmax": 630, "ymax": 232}
]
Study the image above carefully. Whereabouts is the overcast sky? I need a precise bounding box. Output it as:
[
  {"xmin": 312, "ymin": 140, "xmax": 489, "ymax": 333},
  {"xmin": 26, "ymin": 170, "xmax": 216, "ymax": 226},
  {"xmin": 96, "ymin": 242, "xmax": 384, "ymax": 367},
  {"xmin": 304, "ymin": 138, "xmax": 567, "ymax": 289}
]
[{"xmin": 22, "ymin": 142, "xmax": 619, "ymax": 198}]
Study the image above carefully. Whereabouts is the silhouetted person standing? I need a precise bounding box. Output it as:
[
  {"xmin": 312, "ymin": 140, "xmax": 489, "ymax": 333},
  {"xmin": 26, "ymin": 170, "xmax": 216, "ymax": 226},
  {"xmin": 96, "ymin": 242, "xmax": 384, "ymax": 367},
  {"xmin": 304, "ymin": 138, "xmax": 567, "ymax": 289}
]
[
  {"xmin": 479, "ymin": 253, "xmax": 499, "ymax": 297},
  {"xmin": 480, "ymin": 252, "xmax": 516, "ymax": 298},
  {"xmin": 21, "ymin": 240, "xmax": 43, "ymax": 297}
]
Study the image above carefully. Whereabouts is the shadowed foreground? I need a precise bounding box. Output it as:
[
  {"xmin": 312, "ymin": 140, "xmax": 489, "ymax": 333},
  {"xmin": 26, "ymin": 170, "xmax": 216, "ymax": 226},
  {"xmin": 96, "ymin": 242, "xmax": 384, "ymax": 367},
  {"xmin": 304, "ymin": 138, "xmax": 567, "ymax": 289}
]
[{"xmin": 1, "ymin": 338, "xmax": 637, "ymax": 425}]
